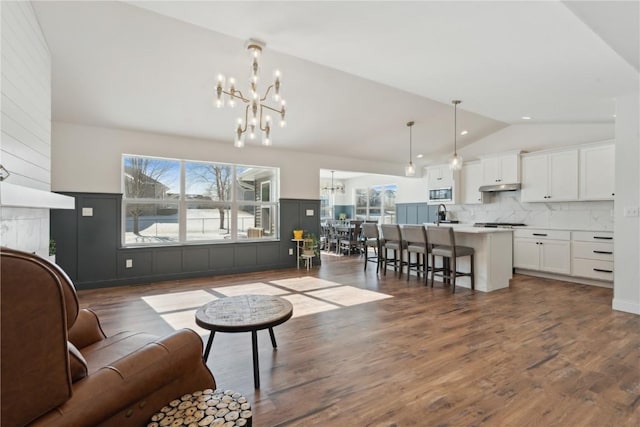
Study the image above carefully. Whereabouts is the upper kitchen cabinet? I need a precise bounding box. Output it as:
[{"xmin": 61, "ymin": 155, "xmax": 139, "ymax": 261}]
[
  {"xmin": 461, "ymin": 161, "xmax": 484, "ymax": 204},
  {"xmin": 579, "ymin": 143, "xmax": 615, "ymax": 201},
  {"xmin": 481, "ymin": 152, "xmax": 520, "ymax": 185},
  {"xmin": 426, "ymin": 164, "xmax": 454, "ymax": 189},
  {"xmin": 521, "ymin": 149, "xmax": 578, "ymax": 202}
]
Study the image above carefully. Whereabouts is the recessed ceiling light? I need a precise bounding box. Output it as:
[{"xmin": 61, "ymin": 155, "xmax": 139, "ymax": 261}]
[
  {"xmin": 521, "ymin": 116, "xmax": 532, "ymax": 120},
  {"xmin": 612, "ymin": 114, "xmax": 617, "ymax": 118},
  {"xmin": 460, "ymin": 130, "xmax": 468, "ymax": 136},
  {"xmin": 416, "ymin": 154, "xmax": 424, "ymax": 158}
]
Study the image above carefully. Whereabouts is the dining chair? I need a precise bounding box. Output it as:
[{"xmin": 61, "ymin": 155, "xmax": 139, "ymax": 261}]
[
  {"xmin": 362, "ymin": 222, "xmax": 382, "ymax": 273},
  {"xmin": 380, "ymin": 224, "xmax": 407, "ymax": 276},
  {"xmin": 339, "ymin": 221, "xmax": 362, "ymax": 255},
  {"xmin": 401, "ymin": 225, "xmax": 431, "ymax": 283},
  {"xmin": 426, "ymin": 226, "xmax": 475, "ymax": 294}
]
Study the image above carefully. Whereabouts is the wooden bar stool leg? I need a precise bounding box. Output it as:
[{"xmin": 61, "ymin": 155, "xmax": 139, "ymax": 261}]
[
  {"xmin": 470, "ymin": 254, "xmax": 475, "ymax": 290},
  {"xmin": 430, "ymin": 254, "xmax": 435, "ymax": 287},
  {"xmin": 451, "ymin": 256, "xmax": 457, "ymax": 294}
]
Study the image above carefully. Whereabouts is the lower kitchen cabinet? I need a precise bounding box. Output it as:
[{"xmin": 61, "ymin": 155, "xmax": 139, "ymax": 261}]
[
  {"xmin": 513, "ymin": 229, "xmax": 571, "ymax": 275},
  {"xmin": 571, "ymin": 231, "xmax": 614, "ymax": 281}
]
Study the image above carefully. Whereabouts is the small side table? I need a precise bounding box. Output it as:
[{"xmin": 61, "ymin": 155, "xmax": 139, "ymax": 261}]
[
  {"xmin": 195, "ymin": 295, "xmax": 293, "ymax": 388},
  {"xmin": 148, "ymin": 389, "xmax": 252, "ymax": 427},
  {"xmin": 291, "ymin": 238, "xmax": 304, "ymax": 268}
]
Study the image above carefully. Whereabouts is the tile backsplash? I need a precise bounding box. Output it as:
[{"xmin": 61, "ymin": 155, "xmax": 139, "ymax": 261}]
[{"xmin": 447, "ymin": 191, "xmax": 613, "ymax": 231}]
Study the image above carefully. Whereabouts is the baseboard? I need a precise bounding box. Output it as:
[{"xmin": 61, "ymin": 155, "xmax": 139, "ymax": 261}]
[
  {"xmin": 612, "ymin": 298, "xmax": 640, "ymax": 315},
  {"xmin": 514, "ymin": 269, "xmax": 613, "ymax": 288}
]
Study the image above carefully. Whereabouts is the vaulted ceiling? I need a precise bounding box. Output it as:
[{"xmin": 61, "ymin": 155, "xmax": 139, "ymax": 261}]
[{"xmin": 33, "ymin": 1, "xmax": 638, "ymax": 170}]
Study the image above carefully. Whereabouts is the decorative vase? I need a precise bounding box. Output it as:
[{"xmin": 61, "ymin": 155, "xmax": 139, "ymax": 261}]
[{"xmin": 293, "ymin": 230, "xmax": 303, "ymax": 240}]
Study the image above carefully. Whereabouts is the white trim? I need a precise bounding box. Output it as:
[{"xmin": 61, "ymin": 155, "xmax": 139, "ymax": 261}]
[
  {"xmin": 0, "ymin": 182, "xmax": 75, "ymax": 209},
  {"xmin": 612, "ymin": 298, "xmax": 640, "ymax": 315}
]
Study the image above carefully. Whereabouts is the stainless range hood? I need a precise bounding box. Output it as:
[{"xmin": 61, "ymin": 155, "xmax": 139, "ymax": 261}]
[{"xmin": 478, "ymin": 183, "xmax": 521, "ymax": 192}]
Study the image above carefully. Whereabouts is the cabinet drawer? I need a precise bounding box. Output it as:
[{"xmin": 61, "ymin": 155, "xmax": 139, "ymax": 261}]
[
  {"xmin": 572, "ymin": 231, "xmax": 613, "ymax": 242},
  {"xmin": 572, "ymin": 241, "xmax": 613, "ymax": 261},
  {"xmin": 572, "ymin": 258, "xmax": 614, "ymax": 281},
  {"xmin": 513, "ymin": 229, "xmax": 570, "ymax": 240}
]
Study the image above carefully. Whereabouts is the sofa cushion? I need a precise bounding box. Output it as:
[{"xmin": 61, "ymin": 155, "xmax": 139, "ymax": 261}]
[
  {"xmin": 80, "ymin": 331, "xmax": 159, "ymax": 375},
  {"xmin": 68, "ymin": 342, "xmax": 88, "ymax": 382}
]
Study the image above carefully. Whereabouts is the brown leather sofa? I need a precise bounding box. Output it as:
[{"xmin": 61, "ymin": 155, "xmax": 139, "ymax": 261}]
[{"xmin": 1, "ymin": 247, "xmax": 216, "ymax": 426}]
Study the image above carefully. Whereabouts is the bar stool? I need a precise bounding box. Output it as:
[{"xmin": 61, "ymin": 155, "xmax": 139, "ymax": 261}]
[
  {"xmin": 361, "ymin": 222, "xmax": 382, "ymax": 273},
  {"xmin": 401, "ymin": 225, "xmax": 431, "ymax": 283},
  {"xmin": 426, "ymin": 226, "xmax": 475, "ymax": 294},
  {"xmin": 380, "ymin": 224, "xmax": 407, "ymax": 276}
]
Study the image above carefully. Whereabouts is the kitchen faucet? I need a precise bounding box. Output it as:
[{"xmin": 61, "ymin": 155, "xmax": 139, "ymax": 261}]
[{"xmin": 437, "ymin": 204, "xmax": 447, "ymax": 226}]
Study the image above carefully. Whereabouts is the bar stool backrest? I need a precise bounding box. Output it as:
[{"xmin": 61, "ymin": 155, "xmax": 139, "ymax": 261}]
[
  {"xmin": 402, "ymin": 225, "xmax": 428, "ymax": 245},
  {"xmin": 427, "ymin": 226, "xmax": 455, "ymax": 248},
  {"xmin": 380, "ymin": 224, "xmax": 401, "ymax": 242},
  {"xmin": 362, "ymin": 222, "xmax": 379, "ymax": 239}
]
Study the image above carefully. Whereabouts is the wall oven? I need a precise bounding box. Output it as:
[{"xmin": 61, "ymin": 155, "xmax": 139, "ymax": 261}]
[{"xmin": 428, "ymin": 187, "xmax": 453, "ymax": 203}]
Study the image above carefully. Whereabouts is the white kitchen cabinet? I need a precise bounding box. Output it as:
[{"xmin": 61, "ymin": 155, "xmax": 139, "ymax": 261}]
[
  {"xmin": 513, "ymin": 229, "xmax": 571, "ymax": 275},
  {"xmin": 571, "ymin": 231, "xmax": 614, "ymax": 282},
  {"xmin": 481, "ymin": 153, "xmax": 520, "ymax": 185},
  {"xmin": 426, "ymin": 164, "xmax": 454, "ymax": 189},
  {"xmin": 521, "ymin": 150, "xmax": 578, "ymax": 202},
  {"xmin": 579, "ymin": 143, "xmax": 615, "ymax": 200},
  {"xmin": 461, "ymin": 161, "xmax": 483, "ymax": 204}
]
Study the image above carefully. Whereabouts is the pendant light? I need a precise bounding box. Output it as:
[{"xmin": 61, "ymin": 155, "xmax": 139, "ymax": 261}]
[
  {"xmin": 449, "ymin": 100, "xmax": 463, "ymax": 170},
  {"xmin": 405, "ymin": 121, "xmax": 416, "ymax": 177}
]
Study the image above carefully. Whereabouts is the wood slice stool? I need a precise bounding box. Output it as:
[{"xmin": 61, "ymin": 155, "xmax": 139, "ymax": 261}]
[{"xmin": 147, "ymin": 389, "xmax": 252, "ymax": 427}]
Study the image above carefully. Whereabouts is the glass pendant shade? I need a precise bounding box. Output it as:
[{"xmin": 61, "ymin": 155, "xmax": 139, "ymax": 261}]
[
  {"xmin": 449, "ymin": 153, "xmax": 463, "ymax": 170},
  {"xmin": 405, "ymin": 162, "xmax": 416, "ymax": 177}
]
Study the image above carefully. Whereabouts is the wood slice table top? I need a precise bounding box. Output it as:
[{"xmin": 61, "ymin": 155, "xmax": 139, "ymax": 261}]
[{"xmin": 195, "ymin": 295, "xmax": 293, "ymax": 333}]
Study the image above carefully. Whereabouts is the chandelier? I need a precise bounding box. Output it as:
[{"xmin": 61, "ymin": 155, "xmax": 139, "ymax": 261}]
[
  {"xmin": 322, "ymin": 171, "xmax": 344, "ymax": 193},
  {"xmin": 214, "ymin": 39, "xmax": 286, "ymax": 148}
]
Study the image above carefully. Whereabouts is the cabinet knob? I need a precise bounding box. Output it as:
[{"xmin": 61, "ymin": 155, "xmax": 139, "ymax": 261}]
[{"xmin": 612, "ymin": 193, "xmax": 615, "ymax": 196}]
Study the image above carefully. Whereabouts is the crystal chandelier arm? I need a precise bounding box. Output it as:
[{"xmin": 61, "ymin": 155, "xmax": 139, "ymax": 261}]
[
  {"xmin": 239, "ymin": 103, "xmax": 251, "ymax": 133},
  {"xmin": 261, "ymin": 104, "xmax": 283, "ymax": 114},
  {"xmin": 221, "ymin": 88, "xmax": 250, "ymax": 104},
  {"xmin": 259, "ymin": 84, "xmax": 274, "ymax": 102}
]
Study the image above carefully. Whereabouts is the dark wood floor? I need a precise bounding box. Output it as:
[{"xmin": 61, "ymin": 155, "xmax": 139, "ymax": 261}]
[{"xmin": 77, "ymin": 254, "xmax": 640, "ymax": 426}]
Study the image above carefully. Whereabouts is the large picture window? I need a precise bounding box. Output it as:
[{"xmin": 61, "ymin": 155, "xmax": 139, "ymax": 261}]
[
  {"xmin": 354, "ymin": 184, "xmax": 397, "ymax": 224},
  {"xmin": 123, "ymin": 155, "xmax": 279, "ymax": 246}
]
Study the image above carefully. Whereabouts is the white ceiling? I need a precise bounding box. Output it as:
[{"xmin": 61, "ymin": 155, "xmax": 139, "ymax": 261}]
[{"xmin": 32, "ymin": 1, "xmax": 639, "ymax": 170}]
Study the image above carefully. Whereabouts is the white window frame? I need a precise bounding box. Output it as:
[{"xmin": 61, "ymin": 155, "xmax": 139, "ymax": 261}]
[{"xmin": 122, "ymin": 154, "xmax": 279, "ymax": 246}]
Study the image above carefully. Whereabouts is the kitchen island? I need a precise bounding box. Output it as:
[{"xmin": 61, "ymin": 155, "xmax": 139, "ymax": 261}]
[{"xmin": 424, "ymin": 224, "xmax": 514, "ymax": 292}]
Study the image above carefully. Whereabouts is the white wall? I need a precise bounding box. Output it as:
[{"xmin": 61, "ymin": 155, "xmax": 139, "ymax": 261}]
[
  {"xmin": 0, "ymin": 2, "xmax": 52, "ymax": 255},
  {"xmin": 51, "ymin": 122, "xmax": 407, "ymax": 199},
  {"xmin": 613, "ymin": 93, "xmax": 640, "ymax": 315}
]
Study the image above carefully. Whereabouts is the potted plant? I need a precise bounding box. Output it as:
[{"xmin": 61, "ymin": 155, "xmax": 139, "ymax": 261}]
[{"xmin": 302, "ymin": 232, "xmax": 320, "ymax": 258}]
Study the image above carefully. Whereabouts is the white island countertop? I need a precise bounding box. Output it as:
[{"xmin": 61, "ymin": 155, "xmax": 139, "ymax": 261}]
[{"xmin": 423, "ymin": 223, "xmax": 515, "ymax": 234}]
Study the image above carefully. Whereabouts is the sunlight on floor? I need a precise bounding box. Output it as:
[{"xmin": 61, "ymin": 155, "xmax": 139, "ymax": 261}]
[
  {"xmin": 142, "ymin": 290, "xmax": 217, "ymax": 313},
  {"xmin": 270, "ymin": 276, "xmax": 345, "ymax": 292},
  {"xmin": 215, "ymin": 282, "xmax": 289, "ymax": 296},
  {"xmin": 141, "ymin": 277, "xmax": 393, "ymax": 333},
  {"xmin": 307, "ymin": 286, "xmax": 393, "ymax": 306}
]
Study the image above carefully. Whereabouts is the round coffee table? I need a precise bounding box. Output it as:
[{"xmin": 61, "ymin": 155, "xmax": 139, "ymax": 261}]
[{"xmin": 195, "ymin": 295, "xmax": 293, "ymax": 389}]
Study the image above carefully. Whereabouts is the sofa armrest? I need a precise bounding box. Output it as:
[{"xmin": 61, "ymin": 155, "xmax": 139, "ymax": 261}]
[
  {"xmin": 68, "ymin": 309, "xmax": 107, "ymax": 349},
  {"xmin": 31, "ymin": 329, "xmax": 216, "ymax": 427}
]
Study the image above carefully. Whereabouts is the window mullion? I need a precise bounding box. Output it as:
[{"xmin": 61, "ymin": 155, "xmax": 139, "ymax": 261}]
[
  {"xmin": 179, "ymin": 160, "xmax": 186, "ymax": 242},
  {"xmin": 231, "ymin": 166, "xmax": 237, "ymax": 241}
]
